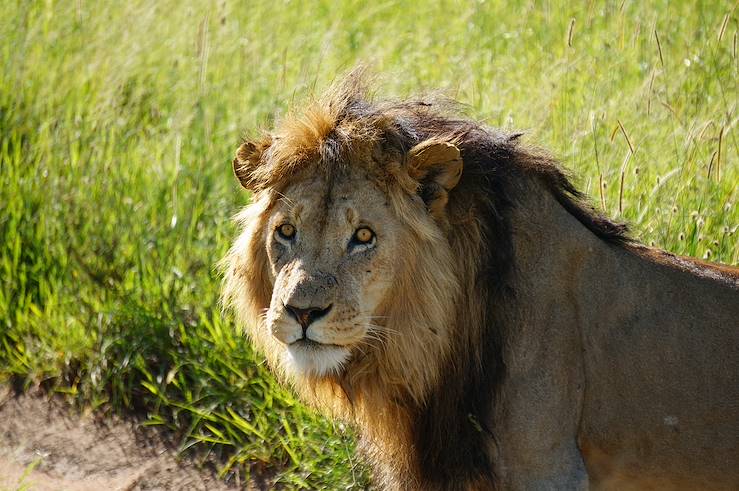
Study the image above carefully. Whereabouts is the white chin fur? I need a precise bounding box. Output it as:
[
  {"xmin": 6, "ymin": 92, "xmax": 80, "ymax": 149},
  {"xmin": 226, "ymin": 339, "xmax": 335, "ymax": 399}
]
[{"xmin": 283, "ymin": 343, "xmax": 350, "ymax": 377}]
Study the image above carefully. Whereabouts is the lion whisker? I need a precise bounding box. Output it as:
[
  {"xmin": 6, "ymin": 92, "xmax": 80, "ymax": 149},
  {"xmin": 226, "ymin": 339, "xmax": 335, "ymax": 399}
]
[
  {"xmin": 365, "ymin": 323, "xmax": 399, "ymax": 337},
  {"xmin": 360, "ymin": 326, "xmax": 394, "ymax": 350}
]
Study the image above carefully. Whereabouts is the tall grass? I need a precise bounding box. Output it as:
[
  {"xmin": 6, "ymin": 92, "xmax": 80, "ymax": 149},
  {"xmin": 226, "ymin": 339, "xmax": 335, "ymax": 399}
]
[{"xmin": 1, "ymin": 0, "xmax": 736, "ymax": 487}]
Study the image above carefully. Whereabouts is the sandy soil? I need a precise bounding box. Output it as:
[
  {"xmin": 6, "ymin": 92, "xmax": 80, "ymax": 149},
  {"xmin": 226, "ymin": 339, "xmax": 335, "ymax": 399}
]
[{"xmin": 0, "ymin": 387, "xmax": 239, "ymax": 491}]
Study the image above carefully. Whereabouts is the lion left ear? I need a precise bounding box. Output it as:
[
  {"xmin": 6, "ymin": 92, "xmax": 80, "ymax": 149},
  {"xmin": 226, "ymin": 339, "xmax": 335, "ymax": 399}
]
[{"xmin": 407, "ymin": 139, "xmax": 463, "ymax": 218}]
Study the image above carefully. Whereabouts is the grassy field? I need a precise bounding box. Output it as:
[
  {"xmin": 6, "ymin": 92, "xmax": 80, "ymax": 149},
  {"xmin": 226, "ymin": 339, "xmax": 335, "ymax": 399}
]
[{"xmin": 1, "ymin": 0, "xmax": 736, "ymax": 488}]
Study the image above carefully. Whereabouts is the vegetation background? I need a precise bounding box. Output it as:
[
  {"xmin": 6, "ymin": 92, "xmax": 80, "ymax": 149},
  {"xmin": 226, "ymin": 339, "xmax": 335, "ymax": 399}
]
[{"xmin": 1, "ymin": 0, "xmax": 736, "ymax": 488}]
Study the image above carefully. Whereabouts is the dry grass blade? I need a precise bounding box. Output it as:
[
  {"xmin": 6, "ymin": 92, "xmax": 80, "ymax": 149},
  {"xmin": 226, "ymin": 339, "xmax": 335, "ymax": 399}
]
[
  {"xmin": 655, "ymin": 28, "xmax": 665, "ymax": 67},
  {"xmin": 617, "ymin": 119, "xmax": 635, "ymax": 154},
  {"xmin": 717, "ymin": 13, "xmax": 730, "ymax": 43},
  {"xmin": 716, "ymin": 127, "xmax": 724, "ymax": 181},
  {"xmin": 568, "ymin": 18, "xmax": 576, "ymax": 47},
  {"xmin": 647, "ymin": 69, "xmax": 656, "ymax": 115},
  {"xmin": 707, "ymin": 150, "xmax": 717, "ymax": 179}
]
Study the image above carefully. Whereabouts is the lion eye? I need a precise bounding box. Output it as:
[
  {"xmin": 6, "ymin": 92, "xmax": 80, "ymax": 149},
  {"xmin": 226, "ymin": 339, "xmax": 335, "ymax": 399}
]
[
  {"xmin": 276, "ymin": 223, "xmax": 296, "ymax": 241},
  {"xmin": 349, "ymin": 227, "xmax": 376, "ymax": 252},
  {"xmin": 354, "ymin": 227, "xmax": 374, "ymax": 243}
]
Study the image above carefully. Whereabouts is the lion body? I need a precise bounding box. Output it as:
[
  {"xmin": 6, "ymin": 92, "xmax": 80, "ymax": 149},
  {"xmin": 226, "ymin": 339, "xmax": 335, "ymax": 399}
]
[
  {"xmin": 492, "ymin": 180, "xmax": 739, "ymax": 490},
  {"xmin": 222, "ymin": 74, "xmax": 739, "ymax": 490}
]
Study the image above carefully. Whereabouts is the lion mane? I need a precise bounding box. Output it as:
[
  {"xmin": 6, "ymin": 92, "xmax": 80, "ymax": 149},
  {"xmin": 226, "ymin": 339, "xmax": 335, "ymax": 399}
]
[{"xmin": 222, "ymin": 72, "xmax": 738, "ymax": 490}]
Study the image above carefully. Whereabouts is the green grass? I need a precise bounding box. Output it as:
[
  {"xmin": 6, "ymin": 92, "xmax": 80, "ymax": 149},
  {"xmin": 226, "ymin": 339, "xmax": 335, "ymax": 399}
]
[{"xmin": 1, "ymin": 0, "xmax": 736, "ymax": 488}]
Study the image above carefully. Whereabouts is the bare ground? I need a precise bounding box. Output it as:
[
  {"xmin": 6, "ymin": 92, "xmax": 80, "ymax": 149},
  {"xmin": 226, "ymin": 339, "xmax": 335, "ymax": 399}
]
[{"xmin": 0, "ymin": 387, "xmax": 240, "ymax": 491}]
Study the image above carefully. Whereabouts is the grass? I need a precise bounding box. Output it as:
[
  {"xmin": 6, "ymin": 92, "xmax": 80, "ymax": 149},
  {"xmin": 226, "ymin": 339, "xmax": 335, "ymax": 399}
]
[
  {"xmin": 3, "ymin": 459, "xmax": 42, "ymax": 491},
  {"xmin": 1, "ymin": 0, "xmax": 736, "ymax": 488}
]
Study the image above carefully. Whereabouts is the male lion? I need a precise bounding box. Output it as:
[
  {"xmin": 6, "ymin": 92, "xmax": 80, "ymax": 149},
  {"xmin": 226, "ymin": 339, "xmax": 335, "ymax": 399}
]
[{"xmin": 222, "ymin": 74, "xmax": 739, "ymax": 490}]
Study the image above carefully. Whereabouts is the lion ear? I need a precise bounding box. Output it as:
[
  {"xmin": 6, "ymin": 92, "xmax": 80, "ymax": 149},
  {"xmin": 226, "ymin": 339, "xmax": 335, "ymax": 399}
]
[
  {"xmin": 407, "ymin": 139, "xmax": 463, "ymax": 218},
  {"xmin": 233, "ymin": 136, "xmax": 271, "ymax": 190}
]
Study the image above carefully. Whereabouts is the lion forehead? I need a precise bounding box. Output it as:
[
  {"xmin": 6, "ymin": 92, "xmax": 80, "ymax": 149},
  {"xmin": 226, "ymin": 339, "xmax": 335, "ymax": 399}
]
[{"xmin": 275, "ymin": 171, "xmax": 395, "ymax": 230}]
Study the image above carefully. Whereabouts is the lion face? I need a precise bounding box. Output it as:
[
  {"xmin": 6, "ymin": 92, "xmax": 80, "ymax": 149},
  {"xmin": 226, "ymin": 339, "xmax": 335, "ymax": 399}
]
[
  {"xmin": 262, "ymin": 169, "xmax": 400, "ymax": 376},
  {"xmin": 223, "ymin": 91, "xmax": 468, "ymax": 402}
]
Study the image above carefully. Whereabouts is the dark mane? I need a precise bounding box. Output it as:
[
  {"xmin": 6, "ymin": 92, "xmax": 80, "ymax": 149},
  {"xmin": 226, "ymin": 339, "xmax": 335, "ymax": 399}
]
[{"xmin": 510, "ymin": 143, "xmax": 631, "ymax": 245}]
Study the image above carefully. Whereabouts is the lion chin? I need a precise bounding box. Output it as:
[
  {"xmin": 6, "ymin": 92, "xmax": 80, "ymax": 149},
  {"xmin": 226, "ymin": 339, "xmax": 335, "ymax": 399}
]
[{"xmin": 282, "ymin": 340, "xmax": 351, "ymax": 377}]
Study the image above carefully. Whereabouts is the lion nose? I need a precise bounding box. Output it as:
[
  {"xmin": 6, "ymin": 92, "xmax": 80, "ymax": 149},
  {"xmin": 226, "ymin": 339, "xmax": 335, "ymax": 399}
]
[{"xmin": 284, "ymin": 304, "xmax": 332, "ymax": 333}]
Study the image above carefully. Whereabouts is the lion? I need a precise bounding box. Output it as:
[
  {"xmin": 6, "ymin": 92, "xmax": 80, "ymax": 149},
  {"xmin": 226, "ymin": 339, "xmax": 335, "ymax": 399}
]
[{"xmin": 221, "ymin": 73, "xmax": 739, "ymax": 490}]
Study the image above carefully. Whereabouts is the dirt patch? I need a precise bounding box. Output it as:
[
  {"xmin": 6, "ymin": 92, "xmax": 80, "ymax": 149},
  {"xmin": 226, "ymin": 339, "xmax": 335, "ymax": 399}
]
[{"xmin": 0, "ymin": 387, "xmax": 241, "ymax": 491}]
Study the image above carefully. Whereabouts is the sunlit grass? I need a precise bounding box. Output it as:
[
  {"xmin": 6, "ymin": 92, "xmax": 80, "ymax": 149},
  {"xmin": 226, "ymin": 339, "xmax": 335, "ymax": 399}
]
[{"xmin": 1, "ymin": 0, "xmax": 736, "ymax": 487}]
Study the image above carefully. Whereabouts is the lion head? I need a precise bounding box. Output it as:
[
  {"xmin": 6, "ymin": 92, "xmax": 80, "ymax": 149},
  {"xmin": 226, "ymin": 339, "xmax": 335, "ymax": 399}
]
[{"xmin": 221, "ymin": 80, "xmax": 473, "ymax": 415}]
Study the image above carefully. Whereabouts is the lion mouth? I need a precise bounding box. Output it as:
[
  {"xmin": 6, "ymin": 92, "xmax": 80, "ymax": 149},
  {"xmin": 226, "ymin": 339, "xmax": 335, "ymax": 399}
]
[
  {"xmin": 291, "ymin": 338, "xmax": 341, "ymax": 349},
  {"xmin": 285, "ymin": 339, "xmax": 350, "ymax": 376}
]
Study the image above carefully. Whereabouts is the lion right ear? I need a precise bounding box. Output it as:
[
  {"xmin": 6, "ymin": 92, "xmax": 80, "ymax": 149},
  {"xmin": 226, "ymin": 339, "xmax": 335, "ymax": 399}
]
[
  {"xmin": 407, "ymin": 139, "xmax": 463, "ymax": 219},
  {"xmin": 233, "ymin": 137, "xmax": 271, "ymax": 190}
]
